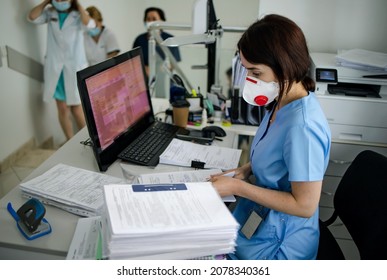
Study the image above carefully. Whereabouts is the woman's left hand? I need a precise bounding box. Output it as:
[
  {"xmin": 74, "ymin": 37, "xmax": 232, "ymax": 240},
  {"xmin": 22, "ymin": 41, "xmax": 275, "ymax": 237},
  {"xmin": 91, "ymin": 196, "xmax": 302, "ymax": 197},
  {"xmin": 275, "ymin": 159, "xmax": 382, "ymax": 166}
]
[{"xmin": 210, "ymin": 176, "xmax": 240, "ymax": 197}]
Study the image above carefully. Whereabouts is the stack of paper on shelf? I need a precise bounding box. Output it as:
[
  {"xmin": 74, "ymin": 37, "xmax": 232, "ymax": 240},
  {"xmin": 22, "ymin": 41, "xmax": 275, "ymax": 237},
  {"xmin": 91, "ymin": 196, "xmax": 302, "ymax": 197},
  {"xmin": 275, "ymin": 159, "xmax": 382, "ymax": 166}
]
[
  {"xmin": 19, "ymin": 164, "xmax": 126, "ymax": 217},
  {"xmin": 159, "ymin": 138, "xmax": 242, "ymax": 170},
  {"xmin": 336, "ymin": 49, "xmax": 387, "ymax": 71},
  {"xmin": 103, "ymin": 183, "xmax": 239, "ymax": 260}
]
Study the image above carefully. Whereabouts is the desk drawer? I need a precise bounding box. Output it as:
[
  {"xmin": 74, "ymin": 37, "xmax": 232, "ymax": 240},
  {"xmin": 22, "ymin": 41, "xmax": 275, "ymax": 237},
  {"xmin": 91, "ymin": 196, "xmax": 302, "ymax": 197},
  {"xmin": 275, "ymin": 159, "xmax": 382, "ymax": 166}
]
[
  {"xmin": 318, "ymin": 96, "xmax": 387, "ymax": 128},
  {"xmin": 330, "ymin": 124, "xmax": 387, "ymax": 144}
]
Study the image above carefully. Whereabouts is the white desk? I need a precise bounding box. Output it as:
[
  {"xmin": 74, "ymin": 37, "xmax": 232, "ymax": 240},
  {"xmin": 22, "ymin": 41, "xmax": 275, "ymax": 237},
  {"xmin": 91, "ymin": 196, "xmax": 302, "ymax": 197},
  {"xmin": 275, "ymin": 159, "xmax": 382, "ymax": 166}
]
[
  {"xmin": 0, "ymin": 127, "xmax": 238, "ymax": 260},
  {"xmin": 188, "ymin": 122, "xmax": 257, "ymax": 149}
]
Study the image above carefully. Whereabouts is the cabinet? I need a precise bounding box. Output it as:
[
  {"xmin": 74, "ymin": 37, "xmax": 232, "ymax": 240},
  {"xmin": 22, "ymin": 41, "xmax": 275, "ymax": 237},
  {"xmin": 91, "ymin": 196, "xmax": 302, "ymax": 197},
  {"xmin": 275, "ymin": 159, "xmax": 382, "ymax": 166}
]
[
  {"xmin": 317, "ymin": 92, "xmax": 387, "ymax": 257},
  {"xmin": 318, "ymin": 93, "xmax": 387, "ymax": 207},
  {"xmin": 317, "ymin": 93, "xmax": 387, "ymax": 201}
]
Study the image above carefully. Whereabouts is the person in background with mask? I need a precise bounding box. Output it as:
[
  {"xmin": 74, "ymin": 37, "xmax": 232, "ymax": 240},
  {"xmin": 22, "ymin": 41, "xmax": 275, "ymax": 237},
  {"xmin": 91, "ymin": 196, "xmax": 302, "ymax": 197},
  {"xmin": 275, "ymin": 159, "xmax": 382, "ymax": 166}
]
[
  {"xmin": 132, "ymin": 7, "xmax": 181, "ymax": 97},
  {"xmin": 28, "ymin": 0, "xmax": 95, "ymax": 142},
  {"xmin": 84, "ymin": 6, "xmax": 120, "ymax": 66},
  {"xmin": 210, "ymin": 14, "xmax": 331, "ymax": 260}
]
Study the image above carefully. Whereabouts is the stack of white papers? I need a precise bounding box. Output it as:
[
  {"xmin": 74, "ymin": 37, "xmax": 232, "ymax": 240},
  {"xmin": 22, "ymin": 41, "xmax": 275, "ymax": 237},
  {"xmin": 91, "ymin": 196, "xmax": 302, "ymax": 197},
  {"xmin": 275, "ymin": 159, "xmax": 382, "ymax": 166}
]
[
  {"xmin": 137, "ymin": 169, "xmax": 236, "ymax": 202},
  {"xmin": 336, "ymin": 49, "xmax": 387, "ymax": 71},
  {"xmin": 103, "ymin": 183, "xmax": 239, "ymax": 260},
  {"xmin": 19, "ymin": 164, "xmax": 126, "ymax": 217},
  {"xmin": 159, "ymin": 138, "xmax": 242, "ymax": 170}
]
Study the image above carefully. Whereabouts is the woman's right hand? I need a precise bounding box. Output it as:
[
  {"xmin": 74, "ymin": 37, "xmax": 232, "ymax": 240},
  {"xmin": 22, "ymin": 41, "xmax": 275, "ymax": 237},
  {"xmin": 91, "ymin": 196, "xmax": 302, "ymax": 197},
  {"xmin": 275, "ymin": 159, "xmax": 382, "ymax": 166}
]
[
  {"xmin": 232, "ymin": 162, "xmax": 252, "ymax": 180},
  {"xmin": 210, "ymin": 162, "xmax": 252, "ymax": 181}
]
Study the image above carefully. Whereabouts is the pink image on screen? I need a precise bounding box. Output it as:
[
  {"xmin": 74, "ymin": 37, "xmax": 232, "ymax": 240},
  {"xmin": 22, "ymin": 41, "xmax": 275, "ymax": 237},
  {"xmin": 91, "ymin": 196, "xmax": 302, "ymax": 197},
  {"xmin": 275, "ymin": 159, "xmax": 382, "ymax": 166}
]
[{"xmin": 85, "ymin": 56, "xmax": 150, "ymax": 150}]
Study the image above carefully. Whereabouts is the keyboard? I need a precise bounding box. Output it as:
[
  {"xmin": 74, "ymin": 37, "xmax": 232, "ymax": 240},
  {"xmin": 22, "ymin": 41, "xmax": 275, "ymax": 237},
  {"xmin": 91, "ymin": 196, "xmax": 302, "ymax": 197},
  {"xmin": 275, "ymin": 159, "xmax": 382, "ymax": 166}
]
[{"xmin": 118, "ymin": 122, "xmax": 180, "ymax": 166}]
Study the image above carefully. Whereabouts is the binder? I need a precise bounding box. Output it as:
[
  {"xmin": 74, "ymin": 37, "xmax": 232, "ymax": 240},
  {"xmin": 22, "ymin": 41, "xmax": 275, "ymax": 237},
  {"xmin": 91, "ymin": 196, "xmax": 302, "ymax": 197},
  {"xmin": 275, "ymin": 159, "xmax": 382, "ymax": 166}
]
[
  {"xmin": 230, "ymin": 86, "xmax": 265, "ymax": 126},
  {"xmin": 230, "ymin": 53, "xmax": 266, "ymax": 126}
]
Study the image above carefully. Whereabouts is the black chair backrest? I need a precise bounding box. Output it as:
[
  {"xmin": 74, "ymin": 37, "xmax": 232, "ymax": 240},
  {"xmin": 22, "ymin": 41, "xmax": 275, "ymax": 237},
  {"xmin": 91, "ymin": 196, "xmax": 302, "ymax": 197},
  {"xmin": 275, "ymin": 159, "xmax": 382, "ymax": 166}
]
[
  {"xmin": 333, "ymin": 150, "xmax": 387, "ymax": 259},
  {"xmin": 317, "ymin": 219, "xmax": 345, "ymax": 260}
]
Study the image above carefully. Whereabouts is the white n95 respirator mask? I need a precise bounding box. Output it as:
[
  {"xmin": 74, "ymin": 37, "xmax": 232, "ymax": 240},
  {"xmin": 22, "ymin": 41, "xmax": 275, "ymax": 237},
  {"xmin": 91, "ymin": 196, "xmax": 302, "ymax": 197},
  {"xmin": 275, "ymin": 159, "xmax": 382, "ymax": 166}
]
[{"xmin": 242, "ymin": 76, "xmax": 279, "ymax": 106}]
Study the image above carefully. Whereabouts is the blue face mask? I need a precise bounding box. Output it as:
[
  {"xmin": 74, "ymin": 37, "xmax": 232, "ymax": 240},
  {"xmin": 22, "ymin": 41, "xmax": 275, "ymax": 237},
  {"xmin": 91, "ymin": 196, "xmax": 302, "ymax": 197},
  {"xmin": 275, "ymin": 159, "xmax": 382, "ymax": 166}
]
[
  {"xmin": 88, "ymin": 27, "xmax": 101, "ymax": 37},
  {"xmin": 52, "ymin": 0, "xmax": 71, "ymax": 12}
]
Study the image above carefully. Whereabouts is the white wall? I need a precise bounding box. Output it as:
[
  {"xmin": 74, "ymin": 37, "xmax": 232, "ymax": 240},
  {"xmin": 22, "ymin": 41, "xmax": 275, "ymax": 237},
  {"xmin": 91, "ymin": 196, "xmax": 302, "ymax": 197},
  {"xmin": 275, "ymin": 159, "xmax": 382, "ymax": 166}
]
[
  {"xmin": 0, "ymin": 0, "xmax": 55, "ymax": 161},
  {"xmin": 1, "ymin": 0, "xmax": 386, "ymax": 163},
  {"xmin": 259, "ymin": 0, "xmax": 387, "ymax": 53}
]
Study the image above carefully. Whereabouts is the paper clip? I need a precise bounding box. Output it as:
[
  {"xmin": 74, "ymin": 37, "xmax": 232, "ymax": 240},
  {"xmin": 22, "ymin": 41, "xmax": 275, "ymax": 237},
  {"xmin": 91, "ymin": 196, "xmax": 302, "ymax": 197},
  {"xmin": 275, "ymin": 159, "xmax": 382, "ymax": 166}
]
[{"xmin": 191, "ymin": 160, "xmax": 205, "ymax": 169}]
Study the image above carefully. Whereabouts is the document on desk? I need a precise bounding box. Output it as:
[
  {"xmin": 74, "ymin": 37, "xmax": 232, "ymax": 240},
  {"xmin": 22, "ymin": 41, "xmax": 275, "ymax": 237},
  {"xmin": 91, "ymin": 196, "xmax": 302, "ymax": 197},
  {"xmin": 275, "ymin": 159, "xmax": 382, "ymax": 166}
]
[
  {"xmin": 103, "ymin": 183, "xmax": 239, "ymax": 259},
  {"xmin": 19, "ymin": 163, "xmax": 126, "ymax": 217},
  {"xmin": 66, "ymin": 216, "xmax": 104, "ymax": 260},
  {"xmin": 138, "ymin": 169, "xmax": 236, "ymax": 202},
  {"xmin": 159, "ymin": 138, "xmax": 242, "ymax": 170}
]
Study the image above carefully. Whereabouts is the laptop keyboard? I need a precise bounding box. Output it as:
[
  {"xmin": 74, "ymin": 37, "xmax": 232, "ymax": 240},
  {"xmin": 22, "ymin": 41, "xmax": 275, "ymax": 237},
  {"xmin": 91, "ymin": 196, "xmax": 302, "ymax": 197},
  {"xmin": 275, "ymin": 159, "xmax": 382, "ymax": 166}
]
[{"xmin": 118, "ymin": 122, "xmax": 180, "ymax": 166}]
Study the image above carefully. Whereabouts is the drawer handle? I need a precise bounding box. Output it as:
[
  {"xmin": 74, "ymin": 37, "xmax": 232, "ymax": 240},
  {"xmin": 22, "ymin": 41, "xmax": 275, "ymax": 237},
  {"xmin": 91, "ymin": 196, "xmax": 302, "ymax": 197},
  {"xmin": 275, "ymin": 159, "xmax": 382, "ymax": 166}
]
[
  {"xmin": 339, "ymin": 133, "xmax": 362, "ymax": 141},
  {"xmin": 330, "ymin": 159, "xmax": 352, "ymax": 165}
]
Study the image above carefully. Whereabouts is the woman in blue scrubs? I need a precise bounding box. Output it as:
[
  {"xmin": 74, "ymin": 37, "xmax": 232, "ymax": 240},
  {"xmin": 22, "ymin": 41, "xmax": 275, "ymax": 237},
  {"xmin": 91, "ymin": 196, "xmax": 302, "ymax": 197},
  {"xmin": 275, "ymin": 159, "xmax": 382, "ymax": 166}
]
[{"xmin": 211, "ymin": 14, "xmax": 331, "ymax": 260}]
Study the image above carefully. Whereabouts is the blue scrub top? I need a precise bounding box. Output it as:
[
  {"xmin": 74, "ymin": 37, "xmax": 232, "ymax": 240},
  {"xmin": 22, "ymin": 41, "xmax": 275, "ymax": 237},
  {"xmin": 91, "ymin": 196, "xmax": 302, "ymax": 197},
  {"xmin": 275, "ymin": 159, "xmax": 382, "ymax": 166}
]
[{"xmin": 229, "ymin": 92, "xmax": 331, "ymax": 260}]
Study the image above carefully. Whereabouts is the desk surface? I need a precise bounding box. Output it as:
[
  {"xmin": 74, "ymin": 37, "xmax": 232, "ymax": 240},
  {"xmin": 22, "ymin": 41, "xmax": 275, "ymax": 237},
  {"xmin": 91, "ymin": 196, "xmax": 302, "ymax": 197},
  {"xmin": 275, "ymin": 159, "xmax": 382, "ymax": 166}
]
[{"xmin": 0, "ymin": 127, "xmax": 238, "ymax": 259}]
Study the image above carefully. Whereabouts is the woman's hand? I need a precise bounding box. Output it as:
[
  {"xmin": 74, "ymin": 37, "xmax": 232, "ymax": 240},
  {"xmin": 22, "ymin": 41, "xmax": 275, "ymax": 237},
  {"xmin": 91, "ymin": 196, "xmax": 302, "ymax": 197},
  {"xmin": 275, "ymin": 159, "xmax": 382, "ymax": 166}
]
[
  {"xmin": 210, "ymin": 176, "xmax": 241, "ymax": 198},
  {"xmin": 210, "ymin": 162, "xmax": 252, "ymax": 181}
]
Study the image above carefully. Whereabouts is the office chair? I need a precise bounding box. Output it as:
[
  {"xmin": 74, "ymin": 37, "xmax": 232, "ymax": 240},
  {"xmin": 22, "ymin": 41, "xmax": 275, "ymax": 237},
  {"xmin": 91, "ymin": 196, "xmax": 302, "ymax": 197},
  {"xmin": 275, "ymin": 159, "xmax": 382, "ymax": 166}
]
[
  {"xmin": 317, "ymin": 219, "xmax": 345, "ymax": 260},
  {"xmin": 317, "ymin": 150, "xmax": 387, "ymax": 260}
]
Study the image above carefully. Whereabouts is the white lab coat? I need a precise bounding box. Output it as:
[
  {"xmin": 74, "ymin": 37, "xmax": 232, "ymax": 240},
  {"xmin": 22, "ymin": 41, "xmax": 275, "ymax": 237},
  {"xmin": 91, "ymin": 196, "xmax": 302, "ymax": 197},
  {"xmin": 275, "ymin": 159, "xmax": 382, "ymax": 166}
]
[
  {"xmin": 29, "ymin": 7, "xmax": 95, "ymax": 105},
  {"xmin": 84, "ymin": 27, "xmax": 120, "ymax": 66}
]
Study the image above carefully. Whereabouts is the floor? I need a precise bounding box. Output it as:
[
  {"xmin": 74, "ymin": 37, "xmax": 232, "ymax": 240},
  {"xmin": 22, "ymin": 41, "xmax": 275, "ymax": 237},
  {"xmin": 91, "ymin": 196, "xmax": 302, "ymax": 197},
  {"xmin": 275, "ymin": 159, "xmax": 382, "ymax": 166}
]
[
  {"xmin": 0, "ymin": 149, "xmax": 56, "ymax": 199},
  {"xmin": 0, "ymin": 146, "xmax": 360, "ymax": 260}
]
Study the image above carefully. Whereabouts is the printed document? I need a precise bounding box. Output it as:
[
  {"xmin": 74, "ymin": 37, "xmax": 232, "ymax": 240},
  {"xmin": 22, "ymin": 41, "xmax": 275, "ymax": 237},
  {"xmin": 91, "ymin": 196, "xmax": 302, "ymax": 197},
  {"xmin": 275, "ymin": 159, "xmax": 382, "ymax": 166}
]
[
  {"xmin": 19, "ymin": 163, "xmax": 125, "ymax": 216},
  {"xmin": 138, "ymin": 169, "xmax": 236, "ymax": 202},
  {"xmin": 159, "ymin": 138, "xmax": 241, "ymax": 170},
  {"xmin": 66, "ymin": 216, "xmax": 103, "ymax": 260},
  {"xmin": 103, "ymin": 183, "xmax": 239, "ymax": 259}
]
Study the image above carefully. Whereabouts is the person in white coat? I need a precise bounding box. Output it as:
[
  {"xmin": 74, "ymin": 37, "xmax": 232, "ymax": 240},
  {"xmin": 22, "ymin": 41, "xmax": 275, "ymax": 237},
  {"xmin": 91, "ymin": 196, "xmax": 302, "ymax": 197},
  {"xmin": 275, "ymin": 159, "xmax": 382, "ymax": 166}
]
[
  {"xmin": 84, "ymin": 6, "xmax": 120, "ymax": 66},
  {"xmin": 28, "ymin": 0, "xmax": 95, "ymax": 141}
]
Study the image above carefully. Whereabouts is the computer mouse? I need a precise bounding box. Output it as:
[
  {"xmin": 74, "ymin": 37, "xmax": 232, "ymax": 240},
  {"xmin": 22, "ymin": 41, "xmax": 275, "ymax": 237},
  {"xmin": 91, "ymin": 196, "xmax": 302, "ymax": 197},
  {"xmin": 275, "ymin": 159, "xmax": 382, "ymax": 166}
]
[{"xmin": 202, "ymin": 126, "xmax": 227, "ymax": 137}]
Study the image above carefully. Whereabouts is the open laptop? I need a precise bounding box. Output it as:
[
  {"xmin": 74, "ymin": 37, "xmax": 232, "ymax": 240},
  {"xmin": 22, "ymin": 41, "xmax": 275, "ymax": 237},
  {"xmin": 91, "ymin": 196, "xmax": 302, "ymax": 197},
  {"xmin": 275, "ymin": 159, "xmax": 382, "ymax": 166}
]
[{"xmin": 77, "ymin": 47, "xmax": 184, "ymax": 172}]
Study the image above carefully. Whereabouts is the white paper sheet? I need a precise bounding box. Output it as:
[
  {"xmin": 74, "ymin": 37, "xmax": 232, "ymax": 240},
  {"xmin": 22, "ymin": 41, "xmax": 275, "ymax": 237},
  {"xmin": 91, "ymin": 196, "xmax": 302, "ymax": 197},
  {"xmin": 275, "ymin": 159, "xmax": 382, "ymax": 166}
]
[
  {"xmin": 103, "ymin": 183, "xmax": 238, "ymax": 236},
  {"xmin": 159, "ymin": 138, "xmax": 241, "ymax": 170},
  {"xmin": 103, "ymin": 182, "xmax": 239, "ymax": 259},
  {"xmin": 138, "ymin": 169, "xmax": 236, "ymax": 202},
  {"xmin": 19, "ymin": 163, "xmax": 125, "ymax": 216},
  {"xmin": 336, "ymin": 48, "xmax": 387, "ymax": 70},
  {"xmin": 66, "ymin": 216, "xmax": 103, "ymax": 260}
]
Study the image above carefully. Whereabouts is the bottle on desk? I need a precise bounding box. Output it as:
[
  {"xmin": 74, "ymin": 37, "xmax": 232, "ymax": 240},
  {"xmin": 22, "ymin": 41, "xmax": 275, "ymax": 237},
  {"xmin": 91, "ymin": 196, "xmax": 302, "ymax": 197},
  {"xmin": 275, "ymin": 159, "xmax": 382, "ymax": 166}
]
[{"xmin": 201, "ymin": 108, "xmax": 207, "ymax": 126}]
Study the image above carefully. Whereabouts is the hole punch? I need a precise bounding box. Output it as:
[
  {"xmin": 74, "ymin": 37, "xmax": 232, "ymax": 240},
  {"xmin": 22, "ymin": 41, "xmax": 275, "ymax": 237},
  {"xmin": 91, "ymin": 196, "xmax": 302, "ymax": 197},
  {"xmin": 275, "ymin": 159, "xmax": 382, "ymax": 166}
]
[{"xmin": 7, "ymin": 198, "xmax": 52, "ymax": 240}]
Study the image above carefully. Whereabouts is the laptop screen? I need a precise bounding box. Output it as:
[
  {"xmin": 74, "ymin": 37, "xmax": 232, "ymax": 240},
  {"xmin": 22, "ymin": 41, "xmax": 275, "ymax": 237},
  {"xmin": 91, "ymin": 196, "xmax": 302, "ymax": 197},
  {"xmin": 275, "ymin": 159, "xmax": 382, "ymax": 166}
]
[{"xmin": 77, "ymin": 47, "xmax": 155, "ymax": 171}]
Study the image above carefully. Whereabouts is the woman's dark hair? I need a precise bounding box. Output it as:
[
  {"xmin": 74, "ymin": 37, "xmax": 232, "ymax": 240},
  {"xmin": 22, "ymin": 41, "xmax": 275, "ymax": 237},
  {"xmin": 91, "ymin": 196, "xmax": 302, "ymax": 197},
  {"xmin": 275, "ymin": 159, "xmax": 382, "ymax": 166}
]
[
  {"xmin": 144, "ymin": 7, "xmax": 166, "ymax": 22},
  {"xmin": 238, "ymin": 14, "xmax": 315, "ymax": 105}
]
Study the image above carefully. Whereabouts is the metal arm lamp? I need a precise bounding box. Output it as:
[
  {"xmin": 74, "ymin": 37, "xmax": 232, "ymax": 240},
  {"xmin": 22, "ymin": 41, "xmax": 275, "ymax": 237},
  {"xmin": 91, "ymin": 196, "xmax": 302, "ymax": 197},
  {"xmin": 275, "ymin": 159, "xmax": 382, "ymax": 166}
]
[
  {"xmin": 147, "ymin": 21, "xmax": 194, "ymax": 95},
  {"xmin": 147, "ymin": 21, "xmax": 246, "ymax": 98}
]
